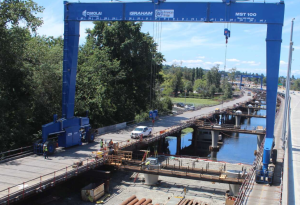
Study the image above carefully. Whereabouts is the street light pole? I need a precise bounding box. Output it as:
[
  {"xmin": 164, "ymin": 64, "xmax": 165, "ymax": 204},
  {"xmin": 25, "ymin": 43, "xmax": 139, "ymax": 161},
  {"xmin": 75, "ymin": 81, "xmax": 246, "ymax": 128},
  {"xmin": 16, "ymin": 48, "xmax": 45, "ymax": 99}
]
[
  {"xmin": 185, "ymin": 84, "xmax": 187, "ymax": 105},
  {"xmin": 282, "ymin": 18, "xmax": 295, "ymax": 144}
]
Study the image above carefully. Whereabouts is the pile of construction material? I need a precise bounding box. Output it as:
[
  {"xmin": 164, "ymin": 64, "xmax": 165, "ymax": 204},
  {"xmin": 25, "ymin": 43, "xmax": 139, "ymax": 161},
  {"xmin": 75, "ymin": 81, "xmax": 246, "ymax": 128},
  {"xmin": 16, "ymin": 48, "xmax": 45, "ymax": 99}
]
[{"xmin": 120, "ymin": 195, "xmax": 158, "ymax": 205}]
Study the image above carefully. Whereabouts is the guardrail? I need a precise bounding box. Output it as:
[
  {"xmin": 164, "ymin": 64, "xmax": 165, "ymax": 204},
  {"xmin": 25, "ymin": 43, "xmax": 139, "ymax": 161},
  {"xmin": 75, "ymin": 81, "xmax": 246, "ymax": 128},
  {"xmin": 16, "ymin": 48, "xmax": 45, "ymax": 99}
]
[{"xmin": 0, "ymin": 146, "xmax": 33, "ymax": 163}]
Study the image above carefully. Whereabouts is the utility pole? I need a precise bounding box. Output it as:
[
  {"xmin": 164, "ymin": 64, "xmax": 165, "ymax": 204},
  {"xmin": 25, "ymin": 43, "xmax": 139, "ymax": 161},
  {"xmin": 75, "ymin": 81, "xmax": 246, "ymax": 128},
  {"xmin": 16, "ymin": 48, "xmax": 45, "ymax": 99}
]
[
  {"xmin": 184, "ymin": 83, "xmax": 187, "ymax": 105},
  {"xmin": 282, "ymin": 18, "xmax": 295, "ymax": 144}
]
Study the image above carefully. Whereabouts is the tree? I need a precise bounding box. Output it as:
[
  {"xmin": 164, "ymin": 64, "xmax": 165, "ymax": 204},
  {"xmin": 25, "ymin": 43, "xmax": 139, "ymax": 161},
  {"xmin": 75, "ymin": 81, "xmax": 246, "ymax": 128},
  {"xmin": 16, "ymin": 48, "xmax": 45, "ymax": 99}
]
[
  {"xmin": 77, "ymin": 21, "xmax": 164, "ymax": 126},
  {"xmin": 183, "ymin": 80, "xmax": 193, "ymax": 94},
  {"xmin": 0, "ymin": 0, "xmax": 44, "ymax": 150},
  {"xmin": 291, "ymin": 79, "xmax": 300, "ymax": 91},
  {"xmin": 199, "ymin": 68, "xmax": 204, "ymax": 79},
  {"xmin": 191, "ymin": 68, "xmax": 195, "ymax": 84},
  {"xmin": 193, "ymin": 79, "xmax": 207, "ymax": 94},
  {"xmin": 195, "ymin": 67, "xmax": 199, "ymax": 79},
  {"xmin": 223, "ymin": 82, "xmax": 233, "ymax": 99},
  {"xmin": 228, "ymin": 67, "xmax": 236, "ymax": 83},
  {"xmin": 170, "ymin": 67, "xmax": 184, "ymax": 97},
  {"xmin": 209, "ymin": 85, "xmax": 217, "ymax": 98},
  {"xmin": 206, "ymin": 66, "xmax": 221, "ymax": 88}
]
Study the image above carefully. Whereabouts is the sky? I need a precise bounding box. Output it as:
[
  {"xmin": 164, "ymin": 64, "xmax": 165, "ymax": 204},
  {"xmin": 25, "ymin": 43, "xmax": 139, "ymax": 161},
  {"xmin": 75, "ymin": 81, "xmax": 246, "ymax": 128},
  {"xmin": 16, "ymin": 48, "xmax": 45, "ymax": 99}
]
[{"xmin": 33, "ymin": 0, "xmax": 300, "ymax": 77}]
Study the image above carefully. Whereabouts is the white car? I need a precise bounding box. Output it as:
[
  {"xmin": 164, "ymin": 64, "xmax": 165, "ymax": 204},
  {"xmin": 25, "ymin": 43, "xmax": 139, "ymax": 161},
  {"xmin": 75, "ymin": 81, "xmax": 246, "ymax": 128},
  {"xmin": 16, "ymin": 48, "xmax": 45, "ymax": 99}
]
[{"xmin": 131, "ymin": 126, "xmax": 152, "ymax": 139}]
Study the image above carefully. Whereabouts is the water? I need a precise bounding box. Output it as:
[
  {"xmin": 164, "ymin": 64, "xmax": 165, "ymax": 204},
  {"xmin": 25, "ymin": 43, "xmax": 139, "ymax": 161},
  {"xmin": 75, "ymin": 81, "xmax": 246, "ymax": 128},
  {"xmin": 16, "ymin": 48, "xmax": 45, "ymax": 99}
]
[
  {"xmin": 217, "ymin": 109, "xmax": 266, "ymax": 164},
  {"xmin": 151, "ymin": 108, "xmax": 266, "ymax": 165},
  {"xmin": 165, "ymin": 133, "xmax": 193, "ymax": 155}
]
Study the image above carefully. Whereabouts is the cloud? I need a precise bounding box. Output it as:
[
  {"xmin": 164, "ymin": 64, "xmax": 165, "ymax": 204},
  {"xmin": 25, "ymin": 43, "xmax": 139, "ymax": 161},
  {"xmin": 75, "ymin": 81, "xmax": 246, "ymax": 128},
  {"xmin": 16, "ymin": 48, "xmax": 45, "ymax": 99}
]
[
  {"xmin": 161, "ymin": 36, "xmax": 223, "ymax": 52},
  {"xmin": 280, "ymin": 60, "xmax": 288, "ymax": 65},
  {"xmin": 227, "ymin": 59, "xmax": 240, "ymax": 62},
  {"xmin": 242, "ymin": 61, "xmax": 255, "ymax": 64},
  {"xmin": 240, "ymin": 61, "xmax": 261, "ymax": 66},
  {"xmin": 166, "ymin": 59, "xmax": 203, "ymax": 66},
  {"xmin": 213, "ymin": 62, "xmax": 224, "ymax": 65},
  {"xmin": 197, "ymin": 56, "xmax": 205, "ymax": 59},
  {"xmin": 166, "ymin": 59, "xmax": 223, "ymax": 69},
  {"xmin": 294, "ymin": 46, "xmax": 300, "ymax": 50}
]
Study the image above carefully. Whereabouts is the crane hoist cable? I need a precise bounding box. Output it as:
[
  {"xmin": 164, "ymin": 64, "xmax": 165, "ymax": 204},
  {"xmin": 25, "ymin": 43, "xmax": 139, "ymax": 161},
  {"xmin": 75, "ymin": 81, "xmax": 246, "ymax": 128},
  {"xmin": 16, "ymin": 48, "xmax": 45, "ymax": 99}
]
[{"xmin": 150, "ymin": 21, "xmax": 155, "ymax": 109}]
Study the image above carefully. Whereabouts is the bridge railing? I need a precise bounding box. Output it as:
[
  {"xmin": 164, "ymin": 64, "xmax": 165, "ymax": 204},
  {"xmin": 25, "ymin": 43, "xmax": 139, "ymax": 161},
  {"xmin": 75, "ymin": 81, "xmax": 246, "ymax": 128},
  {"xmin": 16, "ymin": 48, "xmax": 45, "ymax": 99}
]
[{"xmin": 0, "ymin": 146, "xmax": 33, "ymax": 163}]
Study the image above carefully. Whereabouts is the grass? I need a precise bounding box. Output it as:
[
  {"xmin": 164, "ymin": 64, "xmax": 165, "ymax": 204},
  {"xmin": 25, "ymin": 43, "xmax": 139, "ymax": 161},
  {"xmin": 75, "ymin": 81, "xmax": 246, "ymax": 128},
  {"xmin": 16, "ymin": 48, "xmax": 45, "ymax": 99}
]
[
  {"xmin": 181, "ymin": 128, "xmax": 194, "ymax": 135},
  {"xmin": 170, "ymin": 97, "xmax": 220, "ymax": 106}
]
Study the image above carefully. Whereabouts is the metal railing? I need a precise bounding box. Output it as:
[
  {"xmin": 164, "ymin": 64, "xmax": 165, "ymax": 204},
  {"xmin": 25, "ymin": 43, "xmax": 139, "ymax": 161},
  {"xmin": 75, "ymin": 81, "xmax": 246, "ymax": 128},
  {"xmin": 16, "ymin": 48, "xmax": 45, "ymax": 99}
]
[{"xmin": 0, "ymin": 146, "xmax": 33, "ymax": 163}]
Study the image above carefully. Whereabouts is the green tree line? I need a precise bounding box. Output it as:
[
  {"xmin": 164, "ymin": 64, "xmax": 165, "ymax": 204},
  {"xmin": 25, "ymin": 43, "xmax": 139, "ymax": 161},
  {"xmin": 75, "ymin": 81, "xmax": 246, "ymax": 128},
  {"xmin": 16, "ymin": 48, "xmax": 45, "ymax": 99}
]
[{"xmin": 161, "ymin": 64, "xmax": 232, "ymax": 99}]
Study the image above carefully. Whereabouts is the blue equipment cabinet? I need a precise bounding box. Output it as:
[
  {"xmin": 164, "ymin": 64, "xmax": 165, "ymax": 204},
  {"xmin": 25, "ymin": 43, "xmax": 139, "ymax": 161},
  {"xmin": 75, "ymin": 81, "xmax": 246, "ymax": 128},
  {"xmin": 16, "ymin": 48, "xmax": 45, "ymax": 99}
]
[
  {"xmin": 153, "ymin": 110, "xmax": 158, "ymax": 119},
  {"xmin": 149, "ymin": 110, "xmax": 153, "ymax": 119}
]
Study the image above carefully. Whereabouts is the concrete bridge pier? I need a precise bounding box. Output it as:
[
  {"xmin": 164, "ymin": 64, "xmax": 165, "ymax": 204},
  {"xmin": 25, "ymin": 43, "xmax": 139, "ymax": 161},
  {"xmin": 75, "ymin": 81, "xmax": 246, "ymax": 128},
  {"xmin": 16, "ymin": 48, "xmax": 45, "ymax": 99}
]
[
  {"xmin": 247, "ymin": 117, "xmax": 251, "ymax": 125},
  {"xmin": 229, "ymin": 184, "xmax": 241, "ymax": 196},
  {"xmin": 158, "ymin": 137, "xmax": 165, "ymax": 153},
  {"xmin": 257, "ymin": 134, "xmax": 264, "ymax": 151},
  {"xmin": 210, "ymin": 130, "xmax": 219, "ymax": 151},
  {"xmin": 175, "ymin": 131, "xmax": 182, "ymax": 155},
  {"xmin": 225, "ymin": 114, "xmax": 229, "ymax": 123},
  {"xmin": 235, "ymin": 110, "xmax": 242, "ymax": 128},
  {"xmin": 211, "ymin": 151, "xmax": 217, "ymax": 160},
  {"xmin": 221, "ymin": 114, "xmax": 226, "ymax": 124},
  {"xmin": 192, "ymin": 127, "xmax": 197, "ymax": 149},
  {"xmin": 215, "ymin": 114, "xmax": 220, "ymax": 124},
  {"xmin": 248, "ymin": 108, "xmax": 254, "ymax": 115},
  {"xmin": 234, "ymin": 132, "xmax": 239, "ymax": 138}
]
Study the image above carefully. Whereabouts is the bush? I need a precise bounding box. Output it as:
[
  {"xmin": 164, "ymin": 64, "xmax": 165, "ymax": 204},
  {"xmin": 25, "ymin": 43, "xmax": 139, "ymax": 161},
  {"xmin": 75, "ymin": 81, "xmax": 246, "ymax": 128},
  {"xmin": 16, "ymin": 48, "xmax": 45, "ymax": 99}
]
[{"xmin": 135, "ymin": 112, "xmax": 149, "ymax": 123}]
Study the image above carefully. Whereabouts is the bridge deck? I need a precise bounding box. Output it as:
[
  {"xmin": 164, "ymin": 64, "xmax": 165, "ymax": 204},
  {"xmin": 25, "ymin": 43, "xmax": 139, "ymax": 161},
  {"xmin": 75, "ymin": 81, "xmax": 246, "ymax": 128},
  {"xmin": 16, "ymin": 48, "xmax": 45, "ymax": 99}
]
[{"xmin": 0, "ymin": 95, "xmax": 251, "ymax": 203}]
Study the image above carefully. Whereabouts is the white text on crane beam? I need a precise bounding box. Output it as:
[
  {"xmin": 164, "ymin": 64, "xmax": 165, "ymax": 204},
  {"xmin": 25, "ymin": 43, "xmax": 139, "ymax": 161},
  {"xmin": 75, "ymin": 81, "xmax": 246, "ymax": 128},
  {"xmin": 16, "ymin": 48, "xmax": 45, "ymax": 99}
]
[{"xmin": 235, "ymin": 13, "xmax": 257, "ymax": 17}]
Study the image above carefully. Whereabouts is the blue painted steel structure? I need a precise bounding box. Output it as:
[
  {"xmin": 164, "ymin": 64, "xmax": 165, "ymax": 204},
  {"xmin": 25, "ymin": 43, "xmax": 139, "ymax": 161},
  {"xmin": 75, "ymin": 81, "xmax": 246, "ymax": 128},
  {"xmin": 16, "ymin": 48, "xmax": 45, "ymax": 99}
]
[
  {"xmin": 39, "ymin": 0, "xmax": 284, "ymax": 180},
  {"xmin": 240, "ymin": 75, "xmax": 263, "ymax": 90}
]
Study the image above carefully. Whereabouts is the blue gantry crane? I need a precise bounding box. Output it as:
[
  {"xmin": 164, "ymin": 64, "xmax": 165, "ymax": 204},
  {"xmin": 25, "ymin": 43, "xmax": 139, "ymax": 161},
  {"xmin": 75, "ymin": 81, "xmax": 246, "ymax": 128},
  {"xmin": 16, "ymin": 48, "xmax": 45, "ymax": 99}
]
[
  {"xmin": 240, "ymin": 75, "xmax": 264, "ymax": 90},
  {"xmin": 34, "ymin": 0, "xmax": 284, "ymax": 184}
]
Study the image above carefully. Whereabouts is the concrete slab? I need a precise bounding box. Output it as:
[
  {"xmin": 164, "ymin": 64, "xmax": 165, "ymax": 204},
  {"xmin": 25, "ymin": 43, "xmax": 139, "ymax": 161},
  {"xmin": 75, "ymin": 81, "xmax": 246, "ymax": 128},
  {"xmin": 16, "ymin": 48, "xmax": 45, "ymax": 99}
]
[{"xmin": 288, "ymin": 93, "xmax": 300, "ymax": 204}]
